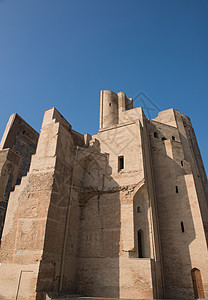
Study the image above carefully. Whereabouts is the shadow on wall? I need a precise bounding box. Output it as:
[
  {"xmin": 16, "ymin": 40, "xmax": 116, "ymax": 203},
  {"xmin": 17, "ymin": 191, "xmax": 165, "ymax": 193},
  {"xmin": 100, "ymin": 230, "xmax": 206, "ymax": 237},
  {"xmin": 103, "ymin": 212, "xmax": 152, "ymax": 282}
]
[
  {"xmin": 150, "ymin": 128, "xmax": 202, "ymax": 299},
  {"xmin": 74, "ymin": 154, "xmax": 120, "ymax": 298},
  {"xmin": 36, "ymin": 147, "xmax": 121, "ymax": 299},
  {"xmin": 132, "ymin": 185, "xmax": 151, "ymax": 259},
  {"xmin": 0, "ymin": 127, "xmax": 38, "ymax": 239}
]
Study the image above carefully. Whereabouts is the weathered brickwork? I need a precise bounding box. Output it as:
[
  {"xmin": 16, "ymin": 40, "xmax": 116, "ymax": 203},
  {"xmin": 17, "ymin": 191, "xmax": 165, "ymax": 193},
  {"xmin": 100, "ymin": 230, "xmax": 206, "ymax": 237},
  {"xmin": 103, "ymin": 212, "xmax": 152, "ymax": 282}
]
[
  {"xmin": 0, "ymin": 91, "xmax": 207, "ymax": 300},
  {"xmin": 0, "ymin": 114, "xmax": 39, "ymax": 238}
]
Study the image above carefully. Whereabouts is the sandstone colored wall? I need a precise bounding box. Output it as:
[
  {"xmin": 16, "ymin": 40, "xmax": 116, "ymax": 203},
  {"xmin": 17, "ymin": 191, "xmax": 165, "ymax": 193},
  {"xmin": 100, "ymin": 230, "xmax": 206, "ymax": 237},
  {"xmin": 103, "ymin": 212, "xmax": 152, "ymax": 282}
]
[
  {"xmin": 0, "ymin": 113, "xmax": 39, "ymax": 238},
  {"xmin": 0, "ymin": 108, "xmax": 75, "ymax": 299},
  {"xmin": 0, "ymin": 109, "xmax": 57, "ymax": 300},
  {"xmin": 0, "ymin": 148, "xmax": 20, "ymax": 236},
  {"xmin": 149, "ymin": 110, "xmax": 208, "ymax": 299},
  {"xmin": 93, "ymin": 106, "xmax": 163, "ymax": 299},
  {"xmin": 0, "ymin": 90, "xmax": 207, "ymax": 300}
]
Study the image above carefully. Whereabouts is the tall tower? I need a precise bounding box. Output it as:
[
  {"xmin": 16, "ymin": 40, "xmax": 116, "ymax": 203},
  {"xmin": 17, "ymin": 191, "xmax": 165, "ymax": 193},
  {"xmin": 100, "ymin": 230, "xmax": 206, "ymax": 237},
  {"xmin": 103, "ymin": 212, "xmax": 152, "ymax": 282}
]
[{"xmin": 99, "ymin": 90, "xmax": 133, "ymax": 129}]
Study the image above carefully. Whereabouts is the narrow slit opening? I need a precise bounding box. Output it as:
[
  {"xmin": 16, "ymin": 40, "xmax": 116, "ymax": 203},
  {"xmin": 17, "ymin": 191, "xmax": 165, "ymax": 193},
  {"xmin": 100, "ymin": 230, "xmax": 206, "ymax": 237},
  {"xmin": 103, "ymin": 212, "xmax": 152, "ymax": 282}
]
[{"xmin": 181, "ymin": 221, "xmax": 185, "ymax": 232}]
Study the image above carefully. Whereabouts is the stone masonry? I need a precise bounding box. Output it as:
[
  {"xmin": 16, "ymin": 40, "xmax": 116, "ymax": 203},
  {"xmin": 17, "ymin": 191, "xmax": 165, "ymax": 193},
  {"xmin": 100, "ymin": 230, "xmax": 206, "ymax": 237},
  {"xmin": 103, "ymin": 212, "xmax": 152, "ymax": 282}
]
[
  {"xmin": 0, "ymin": 90, "xmax": 207, "ymax": 300},
  {"xmin": 0, "ymin": 113, "xmax": 39, "ymax": 238}
]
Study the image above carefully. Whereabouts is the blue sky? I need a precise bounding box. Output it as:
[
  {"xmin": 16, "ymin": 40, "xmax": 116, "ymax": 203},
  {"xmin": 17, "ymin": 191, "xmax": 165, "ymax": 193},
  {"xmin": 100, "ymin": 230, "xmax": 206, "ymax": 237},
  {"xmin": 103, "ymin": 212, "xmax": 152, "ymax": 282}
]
[{"xmin": 0, "ymin": 0, "xmax": 207, "ymax": 173}]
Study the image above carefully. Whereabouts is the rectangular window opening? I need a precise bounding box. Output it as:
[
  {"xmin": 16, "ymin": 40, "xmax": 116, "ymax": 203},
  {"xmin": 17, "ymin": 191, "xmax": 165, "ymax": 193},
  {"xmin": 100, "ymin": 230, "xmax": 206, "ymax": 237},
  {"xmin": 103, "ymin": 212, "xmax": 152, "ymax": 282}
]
[{"xmin": 118, "ymin": 156, "xmax": 124, "ymax": 171}]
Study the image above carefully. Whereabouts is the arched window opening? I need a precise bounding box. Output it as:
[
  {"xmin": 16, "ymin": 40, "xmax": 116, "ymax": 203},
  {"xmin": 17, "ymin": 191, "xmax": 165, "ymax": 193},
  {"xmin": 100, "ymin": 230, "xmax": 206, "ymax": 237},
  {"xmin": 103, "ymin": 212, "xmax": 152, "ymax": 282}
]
[
  {"xmin": 162, "ymin": 137, "xmax": 167, "ymax": 141},
  {"xmin": 137, "ymin": 206, "xmax": 141, "ymax": 213},
  {"xmin": 118, "ymin": 156, "xmax": 124, "ymax": 171},
  {"xmin": 109, "ymin": 103, "xmax": 111, "ymax": 106},
  {"xmin": 181, "ymin": 221, "xmax": 185, "ymax": 232},
  {"xmin": 181, "ymin": 160, "xmax": 183, "ymax": 167},
  {"xmin": 176, "ymin": 186, "xmax": 179, "ymax": 193},
  {"xmin": 191, "ymin": 268, "xmax": 205, "ymax": 299},
  {"xmin": 138, "ymin": 230, "xmax": 143, "ymax": 258},
  {"xmin": 154, "ymin": 132, "xmax": 158, "ymax": 139},
  {"xmin": 172, "ymin": 136, "xmax": 175, "ymax": 141}
]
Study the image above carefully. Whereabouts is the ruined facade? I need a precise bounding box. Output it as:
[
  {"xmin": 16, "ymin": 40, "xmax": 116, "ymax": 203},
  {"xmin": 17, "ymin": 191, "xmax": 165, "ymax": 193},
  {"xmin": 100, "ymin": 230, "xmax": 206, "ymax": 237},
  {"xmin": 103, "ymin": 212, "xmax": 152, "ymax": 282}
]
[{"xmin": 0, "ymin": 90, "xmax": 208, "ymax": 300}]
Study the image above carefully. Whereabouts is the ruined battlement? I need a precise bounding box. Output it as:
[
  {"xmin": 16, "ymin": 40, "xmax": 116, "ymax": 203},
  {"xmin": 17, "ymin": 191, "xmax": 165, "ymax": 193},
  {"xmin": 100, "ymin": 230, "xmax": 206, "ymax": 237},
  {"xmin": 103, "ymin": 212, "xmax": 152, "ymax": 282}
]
[{"xmin": 99, "ymin": 90, "xmax": 133, "ymax": 129}]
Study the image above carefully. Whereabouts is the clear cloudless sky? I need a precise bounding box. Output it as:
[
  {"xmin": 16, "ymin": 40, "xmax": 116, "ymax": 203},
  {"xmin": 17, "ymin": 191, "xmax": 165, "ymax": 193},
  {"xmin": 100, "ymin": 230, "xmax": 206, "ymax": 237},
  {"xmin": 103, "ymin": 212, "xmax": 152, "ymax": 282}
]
[{"xmin": 0, "ymin": 0, "xmax": 208, "ymax": 173}]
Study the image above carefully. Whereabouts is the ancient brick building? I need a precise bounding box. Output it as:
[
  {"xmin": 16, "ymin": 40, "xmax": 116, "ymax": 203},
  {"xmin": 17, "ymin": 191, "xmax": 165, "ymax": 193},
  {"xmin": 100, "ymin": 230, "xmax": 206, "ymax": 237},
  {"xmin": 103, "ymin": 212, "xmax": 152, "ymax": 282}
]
[{"xmin": 0, "ymin": 90, "xmax": 208, "ymax": 300}]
